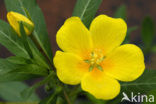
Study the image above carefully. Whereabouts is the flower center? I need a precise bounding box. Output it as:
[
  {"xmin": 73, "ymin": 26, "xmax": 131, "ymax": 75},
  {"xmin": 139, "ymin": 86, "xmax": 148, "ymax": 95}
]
[{"xmin": 84, "ymin": 52, "xmax": 105, "ymax": 72}]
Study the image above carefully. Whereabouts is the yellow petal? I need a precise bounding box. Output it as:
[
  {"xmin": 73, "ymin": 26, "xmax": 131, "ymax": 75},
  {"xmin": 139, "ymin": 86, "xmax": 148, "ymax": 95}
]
[
  {"xmin": 7, "ymin": 11, "xmax": 34, "ymax": 36},
  {"xmin": 81, "ymin": 72, "xmax": 120, "ymax": 100},
  {"xmin": 56, "ymin": 17, "xmax": 92, "ymax": 56},
  {"xmin": 90, "ymin": 15, "xmax": 127, "ymax": 55},
  {"xmin": 104, "ymin": 44, "xmax": 145, "ymax": 81},
  {"xmin": 53, "ymin": 51, "xmax": 88, "ymax": 85}
]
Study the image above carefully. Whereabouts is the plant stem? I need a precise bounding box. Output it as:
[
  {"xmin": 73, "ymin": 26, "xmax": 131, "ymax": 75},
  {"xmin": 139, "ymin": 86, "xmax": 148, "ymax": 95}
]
[{"xmin": 63, "ymin": 90, "xmax": 71, "ymax": 104}]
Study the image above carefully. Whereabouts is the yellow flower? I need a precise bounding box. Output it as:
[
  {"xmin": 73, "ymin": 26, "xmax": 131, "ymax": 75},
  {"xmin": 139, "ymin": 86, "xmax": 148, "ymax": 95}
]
[
  {"xmin": 7, "ymin": 11, "xmax": 34, "ymax": 36},
  {"xmin": 53, "ymin": 15, "xmax": 145, "ymax": 100}
]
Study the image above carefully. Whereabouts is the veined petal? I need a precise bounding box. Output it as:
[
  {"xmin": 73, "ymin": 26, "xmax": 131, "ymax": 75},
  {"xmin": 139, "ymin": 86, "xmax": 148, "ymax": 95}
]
[
  {"xmin": 90, "ymin": 15, "xmax": 127, "ymax": 55},
  {"xmin": 53, "ymin": 51, "xmax": 88, "ymax": 85},
  {"xmin": 56, "ymin": 17, "xmax": 92, "ymax": 55},
  {"xmin": 104, "ymin": 44, "xmax": 145, "ymax": 82},
  {"xmin": 81, "ymin": 72, "xmax": 120, "ymax": 100}
]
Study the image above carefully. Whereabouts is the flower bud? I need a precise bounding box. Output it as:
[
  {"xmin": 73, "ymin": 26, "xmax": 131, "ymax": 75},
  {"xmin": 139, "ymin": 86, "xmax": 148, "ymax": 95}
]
[{"xmin": 7, "ymin": 11, "xmax": 34, "ymax": 36}]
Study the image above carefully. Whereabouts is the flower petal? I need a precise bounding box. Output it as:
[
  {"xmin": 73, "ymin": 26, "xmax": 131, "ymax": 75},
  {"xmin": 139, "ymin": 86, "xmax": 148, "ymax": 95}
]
[
  {"xmin": 81, "ymin": 73, "xmax": 120, "ymax": 100},
  {"xmin": 53, "ymin": 51, "xmax": 88, "ymax": 85},
  {"xmin": 56, "ymin": 17, "xmax": 92, "ymax": 55},
  {"xmin": 90, "ymin": 15, "xmax": 127, "ymax": 55},
  {"xmin": 104, "ymin": 44, "xmax": 145, "ymax": 82}
]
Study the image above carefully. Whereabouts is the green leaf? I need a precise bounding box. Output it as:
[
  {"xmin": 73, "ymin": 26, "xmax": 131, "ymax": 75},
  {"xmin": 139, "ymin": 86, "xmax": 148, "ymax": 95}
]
[
  {"xmin": 20, "ymin": 22, "xmax": 33, "ymax": 58},
  {"xmin": 107, "ymin": 69, "xmax": 156, "ymax": 104},
  {"xmin": 7, "ymin": 56, "xmax": 32, "ymax": 64},
  {"xmin": 141, "ymin": 17, "xmax": 155, "ymax": 48},
  {"xmin": 0, "ymin": 20, "xmax": 29, "ymax": 58},
  {"xmin": 72, "ymin": 0, "xmax": 103, "ymax": 28},
  {"xmin": 20, "ymin": 21, "xmax": 50, "ymax": 69},
  {"xmin": 0, "ymin": 59, "xmax": 19, "ymax": 75},
  {"xmin": 121, "ymin": 69, "xmax": 156, "ymax": 92},
  {"xmin": 9, "ymin": 64, "xmax": 48, "ymax": 76},
  {"xmin": 7, "ymin": 56, "xmax": 49, "ymax": 76},
  {"xmin": 0, "ymin": 19, "xmax": 49, "ymax": 69},
  {"xmin": 27, "ymin": 38, "xmax": 50, "ymax": 69},
  {"xmin": 0, "ymin": 58, "xmax": 48, "ymax": 82},
  {"xmin": 5, "ymin": 0, "xmax": 53, "ymax": 62},
  {"xmin": 0, "ymin": 73, "xmax": 38, "ymax": 82},
  {"xmin": 0, "ymin": 81, "xmax": 39, "ymax": 102},
  {"xmin": 114, "ymin": 4, "xmax": 126, "ymax": 20},
  {"xmin": 151, "ymin": 45, "xmax": 156, "ymax": 53}
]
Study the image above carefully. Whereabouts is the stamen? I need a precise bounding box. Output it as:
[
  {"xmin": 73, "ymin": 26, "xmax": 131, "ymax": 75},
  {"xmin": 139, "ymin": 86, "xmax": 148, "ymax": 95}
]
[
  {"xmin": 84, "ymin": 51, "xmax": 105, "ymax": 72},
  {"xmin": 96, "ymin": 56, "xmax": 106, "ymax": 64}
]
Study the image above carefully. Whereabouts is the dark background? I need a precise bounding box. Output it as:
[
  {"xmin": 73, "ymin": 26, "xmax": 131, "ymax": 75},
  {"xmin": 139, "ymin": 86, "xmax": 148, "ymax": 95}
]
[{"xmin": 0, "ymin": 0, "xmax": 156, "ymax": 69}]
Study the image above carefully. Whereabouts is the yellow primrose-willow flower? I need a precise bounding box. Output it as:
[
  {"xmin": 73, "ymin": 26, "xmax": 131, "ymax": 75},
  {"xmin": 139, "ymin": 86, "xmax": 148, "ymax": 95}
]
[
  {"xmin": 53, "ymin": 15, "xmax": 145, "ymax": 100},
  {"xmin": 7, "ymin": 11, "xmax": 34, "ymax": 36}
]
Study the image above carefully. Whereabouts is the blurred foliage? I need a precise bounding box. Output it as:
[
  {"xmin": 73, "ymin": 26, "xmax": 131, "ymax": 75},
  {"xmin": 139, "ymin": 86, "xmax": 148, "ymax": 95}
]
[
  {"xmin": 152, "ymin": 45, "xmax": 156, "ymax": 53},
  {"xmin": 114, "ymin": 4, "xmax": 126, "ymax": 20},
  {"xmin": 141, "ymin": 17, "xmax": 155, "ymax": 55}
]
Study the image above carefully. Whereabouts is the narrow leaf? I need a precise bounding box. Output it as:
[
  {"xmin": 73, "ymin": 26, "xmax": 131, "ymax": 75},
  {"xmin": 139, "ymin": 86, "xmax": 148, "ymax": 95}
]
[
  {"xmin": 121, "ymin": 69, "xmax": 156, "ymax": 92},
  {"xmin": 10, "ymin": 64, "xmax": 48, "ymax": 76},
  {"xmin": 0, "ymin": 20, "xmax": 29, "ymax": 58},
  {"xmin": 108, "ymin": 69, "xmax": 156, "ymax": 104},
  {"xmin": 141, "ymin": 17, "xmax": 155, "ymax": 48},
  {"xmin": 20, "ymin": 22, "xmax": 33, "ymax": 58},
  {"xmin": 72, "ymin": 0, "xmax": 103, "ymax": 28},
  {"xmin": 0, "ymin": 82, "xmax": 39, "ymax": 102},
  {"xmin": 7, "ymin": 56, "xmax": 32, "ymax": 65},
  {"xmin": 0, "ymin": 58, "xmax": 48, "ymax": 82},
  {"xmin": 151, "ymin": 45, "xmax": 156, "ymax": 53},
  {"xmin": 0, "ymin": 72, "xmax": 39, "ymax": 82},
  {"xmin": 0, "ymin": 59, "xmax": 19, "ymax": 75},
  {"xmin": 27, "ymin": 38, "xmax": 50, "ymax": 69}
]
